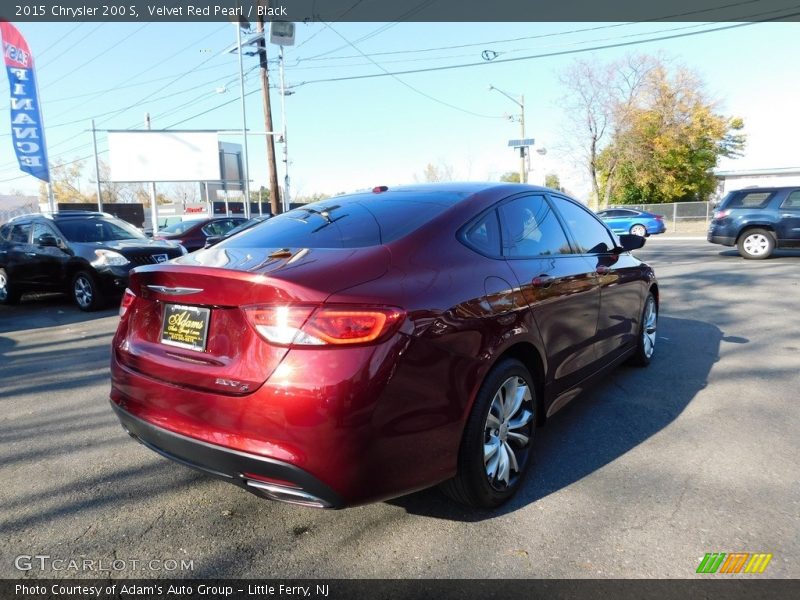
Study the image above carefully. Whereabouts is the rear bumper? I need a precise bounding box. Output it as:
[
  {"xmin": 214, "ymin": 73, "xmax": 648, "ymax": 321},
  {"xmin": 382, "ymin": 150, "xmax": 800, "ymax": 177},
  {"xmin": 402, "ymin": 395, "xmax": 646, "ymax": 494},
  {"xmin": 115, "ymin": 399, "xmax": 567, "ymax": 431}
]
[
  {"xmin": 707, "ymin": 233, "xmax": 736, "ymax": 246},
  {"xmin": 112, "ymin": 402, "xmax": 344, "ymax": 508}
]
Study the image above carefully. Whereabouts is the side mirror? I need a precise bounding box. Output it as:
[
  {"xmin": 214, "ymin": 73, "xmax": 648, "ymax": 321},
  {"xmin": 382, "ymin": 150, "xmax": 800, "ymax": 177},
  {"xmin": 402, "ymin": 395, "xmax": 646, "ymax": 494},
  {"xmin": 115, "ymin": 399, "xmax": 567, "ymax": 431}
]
[
  {"xmin": 204, "ymin": 235, "xmax": 222, "ymax": 249},
  {"xmin": 616, "ymin": 234, "xmax": 646, "ymax": 252},
  {"xmin": 37, "ymin": 233, "xmax": 59, "ymax": 247}
]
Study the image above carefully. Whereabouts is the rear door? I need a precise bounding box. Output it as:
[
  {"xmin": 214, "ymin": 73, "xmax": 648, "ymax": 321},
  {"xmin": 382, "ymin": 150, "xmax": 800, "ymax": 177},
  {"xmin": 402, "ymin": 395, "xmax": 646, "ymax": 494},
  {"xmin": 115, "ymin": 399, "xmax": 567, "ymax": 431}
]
[
  {"xmin": 496, "ymin": 193, "xmax": 600, "ymax": 393},
  {"xmin": 29, "ymin": 221, "xmax": 68, "ymax": 289},
  {"xmin": 776, "ymin": 189, "xmax": 800, "ymax": 243},
  {"xmin": 3, "ymin": 222, "xmax": 34, "ymax": 286}
]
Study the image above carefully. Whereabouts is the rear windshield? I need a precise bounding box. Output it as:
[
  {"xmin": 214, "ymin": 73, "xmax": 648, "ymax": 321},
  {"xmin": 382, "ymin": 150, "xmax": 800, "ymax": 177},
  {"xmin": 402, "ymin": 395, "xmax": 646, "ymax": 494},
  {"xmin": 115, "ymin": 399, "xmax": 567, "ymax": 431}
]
[
  {"xmin": 222, "ymin": 192, "xmax": 466, "ymax": 249},
  {"xmin": 723, "ymin": 191, "xmax": 774, "ymax": 209},
  {"xmin": 56, "ymin": 217, "xmax": 145, "ymax": 242}
]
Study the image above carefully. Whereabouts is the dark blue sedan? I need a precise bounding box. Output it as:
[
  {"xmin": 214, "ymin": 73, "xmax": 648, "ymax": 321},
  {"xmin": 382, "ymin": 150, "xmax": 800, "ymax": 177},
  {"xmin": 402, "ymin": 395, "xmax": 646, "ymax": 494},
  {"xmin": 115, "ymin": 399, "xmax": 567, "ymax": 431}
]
[{"xmin": 596, "ymin": 208, "xmax": 667, "ymax": 237}]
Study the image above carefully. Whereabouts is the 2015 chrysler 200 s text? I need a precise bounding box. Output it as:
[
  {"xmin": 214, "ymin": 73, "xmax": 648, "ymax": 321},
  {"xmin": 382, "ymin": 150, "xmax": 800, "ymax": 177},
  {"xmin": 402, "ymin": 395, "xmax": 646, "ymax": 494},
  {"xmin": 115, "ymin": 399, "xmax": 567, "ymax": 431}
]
[{"xmin": 110, "ymin": 183, "xmax": 658, "ymax": 509}]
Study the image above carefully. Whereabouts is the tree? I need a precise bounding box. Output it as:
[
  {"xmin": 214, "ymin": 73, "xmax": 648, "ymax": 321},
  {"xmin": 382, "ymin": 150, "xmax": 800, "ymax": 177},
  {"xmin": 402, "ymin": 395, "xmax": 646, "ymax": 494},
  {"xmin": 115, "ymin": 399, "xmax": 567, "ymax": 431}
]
[
  {"xmin": 499, "ymin": 171, "xmax": 520, "ymax": 183},
  {"xmin": 598, "ymin": 64, "xmax": 745, "ymax": 204},
  {"xmin": 561, "ymin": 54, "xmax": 745, "ymax": 206},
  {"xmin": 544, "ymin": 173, "xmax": 562, "ymax": 191},
  {"xmin": 560, "ymin": 54, "xmax": 658, "ymax": 208},
  {"xmin": 39, "ymin": 158, "xmax": 94, "ymax": 204},
  {"xmin": 416, "ymin": 161, "xmax": 454, "ymax": 183}
]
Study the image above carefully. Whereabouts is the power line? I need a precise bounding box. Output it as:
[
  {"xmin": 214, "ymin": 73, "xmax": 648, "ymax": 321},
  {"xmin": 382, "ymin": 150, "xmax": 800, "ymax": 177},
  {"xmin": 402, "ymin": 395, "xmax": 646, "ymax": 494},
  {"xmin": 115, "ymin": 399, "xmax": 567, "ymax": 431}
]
[
  {"xmin": 292, "ymin": 14, "xmax": 800, "ymax": 88},
  {"xmin": 322, "ymin": 22, "xmax": 505, "ymax": 120},
  {"xmin": 289, "ymin": 0, "xmax": 767, "ymax": 65}
]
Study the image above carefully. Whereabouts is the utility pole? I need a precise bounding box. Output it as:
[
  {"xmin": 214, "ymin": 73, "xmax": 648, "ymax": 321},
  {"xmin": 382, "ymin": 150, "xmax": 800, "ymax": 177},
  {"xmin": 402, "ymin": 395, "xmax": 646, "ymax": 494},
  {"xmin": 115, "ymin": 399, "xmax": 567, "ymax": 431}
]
[
  {"xmin": 91, "ymin": 119, "xmax": 103, "ymax": 211},
  {"xmin": 235, "ymin": 22, "xmax": 252, "ymax": 219},
  {"xmin": 278, "ymin": 45, "xmax": 290, "ymax": 212},
  {"xmin": 489, "ymin": 85, "xmax": 528, "ymax": 184},
  {"xmin": 257, "ymin": 0, "xmax": 282, "ymax": 215},
  {"xmin": 519, "ymin": 94, "xmax": 527, "ymax": 184},
  {"xmin": 145, "ymin": 113, "xmax": 158, "ymax": 231}
]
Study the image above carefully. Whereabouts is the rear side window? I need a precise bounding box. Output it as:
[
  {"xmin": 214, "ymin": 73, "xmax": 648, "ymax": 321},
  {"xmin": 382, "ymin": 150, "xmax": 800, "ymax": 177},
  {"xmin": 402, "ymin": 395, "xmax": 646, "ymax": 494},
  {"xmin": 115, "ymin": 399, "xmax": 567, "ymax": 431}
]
[
  {"xmin": 463, "ymin": 210, "xmax": 501, "ymax": 256},
  {"xmin": 224, "ymin": 192, "xmax": 461, "ymax": 249},
  {"xmin": 8, "ymin": 223, "xmax": 31, "ymax": 244},
  {"xmin": 725, "ymin": 191, "xmax": 773, "ymax": 209}
]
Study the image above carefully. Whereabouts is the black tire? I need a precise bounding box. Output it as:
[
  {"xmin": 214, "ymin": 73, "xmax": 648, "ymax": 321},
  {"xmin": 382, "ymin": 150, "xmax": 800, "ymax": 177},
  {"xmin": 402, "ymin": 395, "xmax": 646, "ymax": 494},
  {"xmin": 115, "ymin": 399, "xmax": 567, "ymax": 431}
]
[
  {"xmin": 629, "ymin": 291, "xmax": 657, "ymax": 367},
  {"xmin": 630, "ymin": 224, "xmax": 648, "ymax": 237},
  {"xmin": 737, "ymin": 228, "xmax": 775, "ymax": 260},
  {"xmin": 440, "ymin": 358, "xmax": 536, "ymax": 508},
  {"xmin": 0, "ymin": 268, "xmax": 21, "ymax": 305},
  {"xmin": 72, "ymin": 271, "xmax": 105, "ymax": 312}
]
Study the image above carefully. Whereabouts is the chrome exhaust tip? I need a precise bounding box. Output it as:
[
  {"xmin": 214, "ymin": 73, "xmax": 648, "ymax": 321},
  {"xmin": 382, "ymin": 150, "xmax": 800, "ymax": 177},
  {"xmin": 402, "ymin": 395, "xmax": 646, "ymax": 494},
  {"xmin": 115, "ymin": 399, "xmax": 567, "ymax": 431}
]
[{"xmin": 245, "ymin": 480, "xmax": 332, "ymax": 509}]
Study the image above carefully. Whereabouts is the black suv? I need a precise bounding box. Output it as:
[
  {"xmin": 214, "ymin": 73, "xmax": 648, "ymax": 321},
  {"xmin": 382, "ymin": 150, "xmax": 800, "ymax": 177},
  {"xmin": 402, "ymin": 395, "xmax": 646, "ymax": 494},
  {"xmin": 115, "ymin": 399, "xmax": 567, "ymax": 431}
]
[
  {"xmin": 708, "ymin": 187, "xmax": 800, "ymax": 259},
  {"xmin": 0, "ymin": 211, "xmax": 185, "ymax": 310}
]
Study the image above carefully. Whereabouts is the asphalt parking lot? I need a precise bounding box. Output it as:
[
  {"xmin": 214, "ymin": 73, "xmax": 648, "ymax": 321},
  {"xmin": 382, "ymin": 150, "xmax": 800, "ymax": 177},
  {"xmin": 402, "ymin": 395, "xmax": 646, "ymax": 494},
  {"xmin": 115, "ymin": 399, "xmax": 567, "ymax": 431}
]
[{"xmin": 1, "ymin": 238, "xmax": 798, "ymax": 579}]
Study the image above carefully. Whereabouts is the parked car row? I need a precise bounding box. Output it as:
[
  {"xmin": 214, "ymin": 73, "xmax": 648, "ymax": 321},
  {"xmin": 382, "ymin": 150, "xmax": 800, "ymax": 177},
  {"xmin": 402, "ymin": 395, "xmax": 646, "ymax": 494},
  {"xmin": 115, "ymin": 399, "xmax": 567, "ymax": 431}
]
[{"xmin": 0, "ymin": 212, "xmax": 271, "ymax": 310}]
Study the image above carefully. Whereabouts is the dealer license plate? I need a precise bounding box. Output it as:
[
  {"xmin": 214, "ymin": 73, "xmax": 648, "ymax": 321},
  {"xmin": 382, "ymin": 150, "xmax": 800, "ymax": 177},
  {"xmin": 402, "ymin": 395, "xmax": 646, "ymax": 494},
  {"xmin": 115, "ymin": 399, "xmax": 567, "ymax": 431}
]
[{"xmin": 160, "ymin": 304, "xmax": 210, "ymax": 351}]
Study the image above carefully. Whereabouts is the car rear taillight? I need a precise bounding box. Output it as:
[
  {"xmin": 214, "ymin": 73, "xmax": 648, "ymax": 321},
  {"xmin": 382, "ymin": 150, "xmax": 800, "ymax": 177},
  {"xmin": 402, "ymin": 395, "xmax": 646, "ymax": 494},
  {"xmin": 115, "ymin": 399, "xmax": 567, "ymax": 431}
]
[
  {"xmin": 244, "ymin": 305, "xmax": 404, "ymax": 346},
  {"xmin": 654, "ymin": 215, "xmax": 664, "ymax": 220},
  {"xmin": 119, "ymin": 288, "xmax": 136, "ymax": 318},
  {"xmin": 713, "ymin": 209, "xmax": 732, "ymax": 220}
]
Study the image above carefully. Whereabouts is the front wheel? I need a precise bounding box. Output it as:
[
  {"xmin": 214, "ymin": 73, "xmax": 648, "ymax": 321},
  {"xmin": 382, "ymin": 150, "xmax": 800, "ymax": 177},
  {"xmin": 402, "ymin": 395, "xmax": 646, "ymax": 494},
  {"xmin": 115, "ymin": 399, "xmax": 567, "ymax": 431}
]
[
  {"xmin": 0, "ymin": 268, "xmax": 21, "ymax": 305},
  {"xmin": 629, "ymin": 291, "xmax": 657, "ymax": 367},
  {"xmin": 630, "ymin": 224, "xmax": 648, "ymax": 237},
  {"xmin": 737, "ymin": 229, "xmax": 775, "ymax": 259},
  {"xmin": 72, "ymin": 271, "xmax": 105, "ymax": 312},
  {"xmin": 440, "ymin": 359, "xmax": 536, "ymax": 508}
]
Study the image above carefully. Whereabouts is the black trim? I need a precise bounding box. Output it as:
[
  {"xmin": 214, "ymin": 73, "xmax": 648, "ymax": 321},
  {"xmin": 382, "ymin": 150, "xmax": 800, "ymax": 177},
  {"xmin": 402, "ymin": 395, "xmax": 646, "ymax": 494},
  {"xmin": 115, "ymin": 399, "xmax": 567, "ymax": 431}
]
[{"xmin": 111, "ymin": 402, "xmax": 344, "ymax": 508}]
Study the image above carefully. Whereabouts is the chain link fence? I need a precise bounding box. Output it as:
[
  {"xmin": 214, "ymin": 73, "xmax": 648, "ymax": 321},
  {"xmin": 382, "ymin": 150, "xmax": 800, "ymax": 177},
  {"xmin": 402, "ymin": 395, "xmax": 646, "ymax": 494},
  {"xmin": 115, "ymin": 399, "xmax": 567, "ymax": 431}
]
[{"xmin": 607, "ymin": 201, "xmax": 713, "ymax": 234}]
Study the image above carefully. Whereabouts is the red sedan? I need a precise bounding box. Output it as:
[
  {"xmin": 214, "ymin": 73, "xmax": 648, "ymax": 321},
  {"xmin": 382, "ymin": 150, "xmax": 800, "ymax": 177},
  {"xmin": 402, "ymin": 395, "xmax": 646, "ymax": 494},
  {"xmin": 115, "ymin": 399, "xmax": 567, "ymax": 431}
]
[{"xmin": 110, "ymin": 183, "xmax": 658, "ymax": 508}]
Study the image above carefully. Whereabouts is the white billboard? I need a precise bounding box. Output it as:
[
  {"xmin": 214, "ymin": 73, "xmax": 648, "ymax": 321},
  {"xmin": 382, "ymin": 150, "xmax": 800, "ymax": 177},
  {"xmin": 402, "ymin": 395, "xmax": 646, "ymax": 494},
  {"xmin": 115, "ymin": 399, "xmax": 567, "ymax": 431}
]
[{"xmin": 107, "ymin": 131, "xmax": 221, "ymax": 182}]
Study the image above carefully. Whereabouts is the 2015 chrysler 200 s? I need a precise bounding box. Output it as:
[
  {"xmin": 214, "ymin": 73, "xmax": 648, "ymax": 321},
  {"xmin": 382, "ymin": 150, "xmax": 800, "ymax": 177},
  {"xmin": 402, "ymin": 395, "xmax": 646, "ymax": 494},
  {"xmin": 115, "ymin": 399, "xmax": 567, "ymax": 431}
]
[{"xmin": 110, "ymin": 183, "xmax": 658, "ymax": 509}]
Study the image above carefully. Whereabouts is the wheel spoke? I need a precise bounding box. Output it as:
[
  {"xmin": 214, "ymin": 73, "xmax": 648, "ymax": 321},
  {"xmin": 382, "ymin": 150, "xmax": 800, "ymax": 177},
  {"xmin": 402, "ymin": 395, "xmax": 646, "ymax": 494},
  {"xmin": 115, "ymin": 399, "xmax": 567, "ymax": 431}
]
[
  {"xmin": 496, "ymin": 444, "xmax": 510, "ymax": 485},
  {"xmin": 486, "ymin": 411, "xmax": 502, "ymax": 430},
  {"xmin": 503, "ymin": 441, "xmax": 519, "ymax": 473},
  {"xmin": 508, "ymin": 408, "xmax": 533, "ymax": 431},
  {"xmin": 507, "ymin": 430, "xmax": 530, "ymax": 446},
  {"xmin": 486, "ymin": 449, "xmax": 500, "ymax": 479},
  {"xmin": 484, "ymin": 437, "xmax": 500, "ymax": 464},
  {"xmin": 501, "ymin": 378, "xmax": 520, "ymax": 420}
]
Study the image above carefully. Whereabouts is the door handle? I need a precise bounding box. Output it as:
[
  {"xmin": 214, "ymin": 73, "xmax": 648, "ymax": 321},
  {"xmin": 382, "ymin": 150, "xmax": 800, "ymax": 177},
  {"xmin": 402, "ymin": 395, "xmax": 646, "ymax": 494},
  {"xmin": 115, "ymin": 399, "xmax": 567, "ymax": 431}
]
[
  {"xmin": 532, "ymin": 274, "xmax": 554, "ymax": 288},
  {"xmin": 25, "ymin": 252, "xmax": 37, "ymax": 256}
]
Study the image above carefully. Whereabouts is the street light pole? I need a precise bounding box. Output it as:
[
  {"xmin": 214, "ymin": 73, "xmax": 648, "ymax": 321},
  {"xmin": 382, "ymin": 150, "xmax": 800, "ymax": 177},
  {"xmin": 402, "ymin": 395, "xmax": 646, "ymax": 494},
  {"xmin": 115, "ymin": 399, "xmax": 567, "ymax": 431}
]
[
  {"xmin": 278, "ymin": 45, "xmax": 290, "ymax": 213},
  {"xmin": 489, "ymin": 85, "xmax": 527, "ymax": 184},
  {"xmin": 235, "ymin": 22, "xmax": 252, "ymax": 218}
]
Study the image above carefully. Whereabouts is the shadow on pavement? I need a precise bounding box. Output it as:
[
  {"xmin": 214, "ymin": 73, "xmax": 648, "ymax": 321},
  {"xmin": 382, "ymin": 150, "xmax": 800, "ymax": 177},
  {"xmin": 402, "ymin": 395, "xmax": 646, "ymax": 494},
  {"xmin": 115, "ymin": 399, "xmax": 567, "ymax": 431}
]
[
  {"xmin": 388, "ymin": 315, "xmax": 721, "ymax": 521},
  {"xmin": 0, "ymin": 293, "xmax": 118, "ymax": 334}
]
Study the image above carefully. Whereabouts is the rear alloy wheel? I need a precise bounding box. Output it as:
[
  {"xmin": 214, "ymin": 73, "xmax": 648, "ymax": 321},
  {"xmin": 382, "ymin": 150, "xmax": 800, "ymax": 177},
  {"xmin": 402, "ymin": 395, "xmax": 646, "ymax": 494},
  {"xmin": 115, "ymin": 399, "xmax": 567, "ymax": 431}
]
[
  {"xmin": 630, "ymin": 224, "xmax": 648, "ymax": 237},
  {"xmin": 441, "ymin": 359, "xmax": 536, "ymax": 508},
  {"xmin": 72, "ymin": 271, "xmax": 105, "ymax": 311},
  {"xmin": 629, "ymin": 291, "xmax": 657, "ymax": 367},
  {"xmin": 737, "ymin": 229, "xmax": 775, "ymax": 260},
  {"xmin": 0, "ymin": 268, "xmax": 21, "ymax": 305}
]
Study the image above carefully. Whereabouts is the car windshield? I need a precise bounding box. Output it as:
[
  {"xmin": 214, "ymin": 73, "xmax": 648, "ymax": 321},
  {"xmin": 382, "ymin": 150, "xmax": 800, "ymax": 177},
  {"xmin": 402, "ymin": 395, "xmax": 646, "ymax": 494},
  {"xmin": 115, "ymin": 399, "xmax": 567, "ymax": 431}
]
[
  {"xmin": 222, "ymin": 191, "xmax": 465, "ymax": 249},
  {"xmin": 57, "ymin": 217, "xmax": 146, "ymax": 242},
  {"xmin": 160, "ymin": 219, "xmax": 204, "ymax": 234}
]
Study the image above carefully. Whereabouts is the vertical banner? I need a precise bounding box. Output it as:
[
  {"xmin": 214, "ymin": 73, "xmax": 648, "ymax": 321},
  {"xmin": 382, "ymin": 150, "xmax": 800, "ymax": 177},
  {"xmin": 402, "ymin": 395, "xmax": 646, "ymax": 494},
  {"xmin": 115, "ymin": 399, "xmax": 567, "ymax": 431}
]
[{"xmin": 0, "ymin": 21, "xmax": 49, "ymax": 182}]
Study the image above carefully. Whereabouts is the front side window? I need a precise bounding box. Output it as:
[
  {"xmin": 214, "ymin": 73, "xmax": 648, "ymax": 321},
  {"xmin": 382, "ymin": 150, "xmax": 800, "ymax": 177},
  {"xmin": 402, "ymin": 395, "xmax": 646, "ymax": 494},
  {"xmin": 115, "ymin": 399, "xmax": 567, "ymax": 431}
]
[
  {"xmin": 551, "ymin": 196, "xmax": 616, "ymax": 254},
  {"xmin": 497, "ymin": 195, "xmax": 571, "ymax": 257}
]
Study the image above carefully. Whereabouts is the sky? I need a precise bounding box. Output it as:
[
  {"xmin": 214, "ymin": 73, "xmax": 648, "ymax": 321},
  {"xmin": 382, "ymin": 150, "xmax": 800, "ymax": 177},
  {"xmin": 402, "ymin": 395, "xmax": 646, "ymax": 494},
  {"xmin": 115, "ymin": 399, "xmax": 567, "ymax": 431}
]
[{"xmin": 0, "ymin": 16, "xmax": 799, "ymax": 204}]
